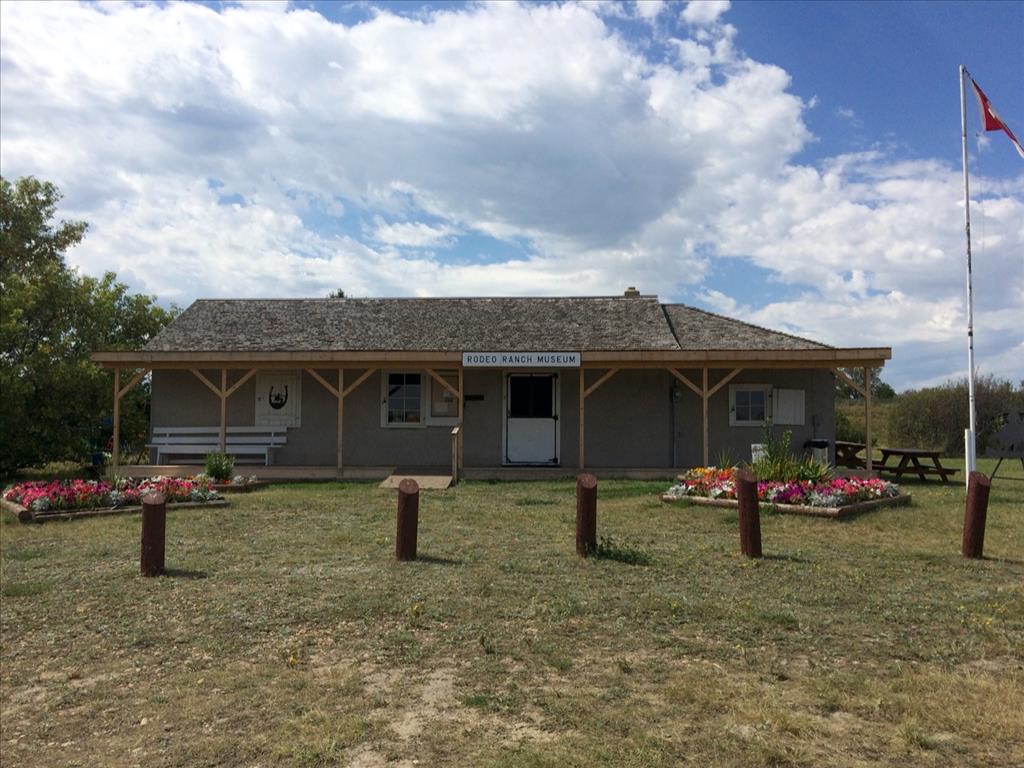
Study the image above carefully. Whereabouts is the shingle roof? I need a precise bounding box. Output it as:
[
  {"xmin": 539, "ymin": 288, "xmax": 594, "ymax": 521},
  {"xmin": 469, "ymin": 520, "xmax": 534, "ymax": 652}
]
[
  {"xmin": 143, "ymin": 296, "xmax": 832, "ymax": 353},
  {"xmin": 144, "ymin": 297, "xmax": 684, "ymax": 352},
  {"xmin": 661, "ymin": 304, "xmax": 831, "ymax": 351}
]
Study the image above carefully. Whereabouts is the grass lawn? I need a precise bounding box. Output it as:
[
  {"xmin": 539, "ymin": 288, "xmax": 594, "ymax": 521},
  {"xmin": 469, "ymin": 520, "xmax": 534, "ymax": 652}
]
[{"xmin": 2, "ymin": 460, "xmax": 1022, "ymax": 767}]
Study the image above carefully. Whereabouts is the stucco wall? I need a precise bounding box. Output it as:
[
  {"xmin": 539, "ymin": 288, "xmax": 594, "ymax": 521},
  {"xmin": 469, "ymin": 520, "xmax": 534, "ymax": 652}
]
[
  {"xmin": 341, "ymin": 369, "xmax": 452, "ymax": 466},
  {"xmin": 462, "ymin": 370, "xmax": 503, "ymax": 467},
  {"xmin": 151, "ymin": 366, "xmax": 836, "ymax": 469},
  {"xmin": 582, "ymin": 369, "xmax": 674, "ymax": 468}
]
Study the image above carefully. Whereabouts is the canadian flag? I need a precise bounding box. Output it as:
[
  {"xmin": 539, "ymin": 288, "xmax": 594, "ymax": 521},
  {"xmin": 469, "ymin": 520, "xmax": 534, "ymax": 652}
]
[{"xmin": 970, "ymin": 77, "xmax": 1024, "ymax": 159}]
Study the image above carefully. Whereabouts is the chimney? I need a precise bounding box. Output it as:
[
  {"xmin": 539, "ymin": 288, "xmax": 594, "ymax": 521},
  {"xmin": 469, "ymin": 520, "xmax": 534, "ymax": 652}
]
[{"xmin": 623, "ymin": 286, "xmax": 640, "ymax": 297}]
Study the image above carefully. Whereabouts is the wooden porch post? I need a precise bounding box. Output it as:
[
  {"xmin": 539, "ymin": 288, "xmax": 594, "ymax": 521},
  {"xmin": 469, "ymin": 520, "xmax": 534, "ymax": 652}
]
[
  {"xmin": 340, "ymin": 368, "xmax": 379, "ymax": 473},
  {"xmin": 305, "ymin": 367, "xmax": 346, "ymax": 474},
  {"xmin": 337, "ymin": 368, "xmax": 344, "ymax": 472},
  {"xmin": 112, "ymin": 369, "xmax": 121, "ymax": 475},
  {"xmin": 831, "ymin": 367, "xmax": 874, "ymax": 471},
  {"xmin": 668, "ymin": 367, "xmax": 741, "ymax": 469},
  {"xmin": 110, "ymin": 367, "xmax": 152, "ymax": 474},
  {"xmin": 577, "ymin": 368, "xmax": 620, "ymax": 470},
  {"xmin": 457, "ymin": 367, "xmax": 464, "ymax": 478},
  {"xmin": 219, "ymin": 368, "xmax": 227, "ymax": 452},
  {"xmin": 578, "ymin": 370, "xmax": 585, "ymax": 469},
  {"xmin": 702, "ymin": 367, "xmax": 709, "ymax": 467},
  {"xmin": 864, "ymin": 367, "xmax": 873, "ymax": 472}
]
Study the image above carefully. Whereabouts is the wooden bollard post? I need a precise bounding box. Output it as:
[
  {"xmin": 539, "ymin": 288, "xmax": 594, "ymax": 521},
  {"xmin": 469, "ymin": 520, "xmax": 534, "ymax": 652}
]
[
  {"xmin": 140, "ymin": 492, "xmax": 166, "ymax": 577},
  {"xmin": 736, "ymin": 469, "xmax": 762, "ymax": 559},
  {"xmin": 576, "ymin": 473, "xmax": 598, "ymax": 557},
  {"xmin": 395, "ymin": 478, "xmax": 419, "ymax": 561},
  {"xmin": 961, "ymin": 471, "xmax": 991, "ymax": 559}
]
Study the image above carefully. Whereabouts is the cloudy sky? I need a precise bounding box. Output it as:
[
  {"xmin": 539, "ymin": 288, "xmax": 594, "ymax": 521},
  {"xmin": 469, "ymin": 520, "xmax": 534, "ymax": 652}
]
[{"xmin": 1, "ymin": 0, "xmax": 1021, "ymax": 389}]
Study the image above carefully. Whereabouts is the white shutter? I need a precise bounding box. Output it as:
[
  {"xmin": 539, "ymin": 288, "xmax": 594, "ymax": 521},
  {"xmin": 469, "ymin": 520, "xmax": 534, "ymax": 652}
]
[{"xmin": 773, "ymin": 389, "xmax": 805, "ymax": 426}]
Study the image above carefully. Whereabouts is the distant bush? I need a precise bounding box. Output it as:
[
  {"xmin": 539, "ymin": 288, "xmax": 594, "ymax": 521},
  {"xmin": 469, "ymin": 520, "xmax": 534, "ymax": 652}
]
[
  {"xmin": 835, "ymin": 408, "xmax": 862, "ymax": 444},
  {"xmin": 834, "ymin": 402, "xmax": 895, "ymax": 447},
  {"xmin": 888, "ymin": 376, "xmax": 1022, "ymax": 456}
]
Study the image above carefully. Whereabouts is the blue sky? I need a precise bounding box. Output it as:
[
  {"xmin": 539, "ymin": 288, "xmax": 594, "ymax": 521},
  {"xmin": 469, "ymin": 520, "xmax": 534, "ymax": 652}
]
[{"xmin": 1, "ymin": 0, "xmax": 1021, "ymax": 389}]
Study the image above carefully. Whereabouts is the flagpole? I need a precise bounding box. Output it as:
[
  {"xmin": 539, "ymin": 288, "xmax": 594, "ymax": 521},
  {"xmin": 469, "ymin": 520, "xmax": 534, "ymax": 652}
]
[{"xmin": 959, "ymin": 64, "xmax": 978, "ymax": 484}]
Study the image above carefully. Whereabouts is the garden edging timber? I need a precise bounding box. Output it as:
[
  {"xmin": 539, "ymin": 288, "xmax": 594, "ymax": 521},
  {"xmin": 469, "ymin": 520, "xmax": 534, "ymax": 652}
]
[
  {"xmin": 660, "ymin": 492, "xmax": 912, "ymax": 519},
  {"xmin": 210, "ymin": 481, "xmax": 269, "ymax": 493},
  {"xmin": 1, "ymin": 497, "xmax": 229, "ymax": 524}
]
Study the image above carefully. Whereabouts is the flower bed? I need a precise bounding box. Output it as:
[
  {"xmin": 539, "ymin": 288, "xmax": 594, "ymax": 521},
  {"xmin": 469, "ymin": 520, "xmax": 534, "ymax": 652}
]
[
  {"xmin": 209, "ymin": 474, "xmax": 269, "ymax": 493},
  {"xmin": 662, "ymin": 467, "xmax": 909, "ymax": 519},
  {"xmin": 2, "ymin": 476, "xmax": 225, "ymax": 523}
]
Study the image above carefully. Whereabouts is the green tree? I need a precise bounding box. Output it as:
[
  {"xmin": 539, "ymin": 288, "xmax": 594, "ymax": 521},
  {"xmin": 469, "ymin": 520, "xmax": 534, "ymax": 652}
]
[
  {"xmin": 1, "ymin": 176, "xmax": 176, "ymax": 475},
  {"xmin": 834, "ymin": 366, "xmax": 895, "ymax": 402},
  {"xmin": 888, "ymin": 376, "xmax": 1022, "ymax": 456}
]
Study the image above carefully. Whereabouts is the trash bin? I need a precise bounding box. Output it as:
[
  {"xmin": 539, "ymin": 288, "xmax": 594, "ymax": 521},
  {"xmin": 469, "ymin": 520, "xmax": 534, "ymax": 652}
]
[{"xmin": 804, "ymin": 439, "xmax": 830, "ymax": 465}]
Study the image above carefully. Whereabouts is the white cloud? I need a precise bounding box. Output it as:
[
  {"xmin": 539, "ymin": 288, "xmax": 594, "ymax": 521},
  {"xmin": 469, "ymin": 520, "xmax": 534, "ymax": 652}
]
[
  {"xmin": 680, "ymin": 1, "xmax": 731, "ymax": 27},
  {"xmin": 834, "ymin": 105, "xmax": 862, "ymax": 127},
  {"xmin": 634, "ymin": 1, "xmax": 667, "ymax": 22},
  {"xmin": 0, "ymin": 0, "xmax": 1020, "ymax": 389},
  {"xmin": 370, "ymin": 219, "xmax": 460, "ymax": 248}
]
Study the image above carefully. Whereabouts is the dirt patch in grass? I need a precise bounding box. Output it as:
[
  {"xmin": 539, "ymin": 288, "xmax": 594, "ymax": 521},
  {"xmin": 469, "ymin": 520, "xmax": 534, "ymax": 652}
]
[{"xmin": 1, "ymin": 464, "xmax": 1022, "ymax": 766}]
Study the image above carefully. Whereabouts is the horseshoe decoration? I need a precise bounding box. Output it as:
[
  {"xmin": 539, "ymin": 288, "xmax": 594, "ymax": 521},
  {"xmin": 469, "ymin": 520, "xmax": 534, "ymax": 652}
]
[{"xmin": 268, "ymin": 385, "xmax": 289, "ymax": 410}]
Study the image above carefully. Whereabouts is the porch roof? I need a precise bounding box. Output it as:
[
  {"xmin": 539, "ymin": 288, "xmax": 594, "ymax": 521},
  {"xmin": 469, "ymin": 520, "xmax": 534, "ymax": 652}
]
[{"xmin": 91, "ymin": 295, "xmax": 891, "ymax": 367}]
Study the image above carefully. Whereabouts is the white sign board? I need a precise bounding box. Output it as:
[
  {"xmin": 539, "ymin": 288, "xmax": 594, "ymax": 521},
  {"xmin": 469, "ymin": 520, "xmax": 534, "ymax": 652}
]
[{"xmin": 462, "ymin": 351, "xmax": 580, "ymax": 368}]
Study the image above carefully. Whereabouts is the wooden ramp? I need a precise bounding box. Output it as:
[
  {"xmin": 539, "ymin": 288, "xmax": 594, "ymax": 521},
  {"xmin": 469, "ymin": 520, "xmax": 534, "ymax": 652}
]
[{"xmin": 379, "ymin": 467, "xmax": 453, "ymax": 490}]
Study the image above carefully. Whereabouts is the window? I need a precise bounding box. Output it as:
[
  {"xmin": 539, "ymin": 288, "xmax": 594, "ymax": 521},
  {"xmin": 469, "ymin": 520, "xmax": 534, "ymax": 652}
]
[
  {"xmin": 729, "ymin": 384, "xmax": 769, "ymax": 426},
  {"xmin": 383, "ymin": 372, "xmax": 422, "ymax": 426},
  {"xmin": 508, "ymin": 375, "xmax": 554, "ymax": 418},
  {"xmin": 427, "ymin": 370, "xmax": 459, "ymax": 425}
]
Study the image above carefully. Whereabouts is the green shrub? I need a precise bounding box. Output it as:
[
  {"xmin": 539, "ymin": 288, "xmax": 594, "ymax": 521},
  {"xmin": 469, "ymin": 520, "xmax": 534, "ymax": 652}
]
[
  {"xmin": 713, "ymin": 448, "xmax": 737, "ymax": 470},
  {"xmin": 749, "ymin": 426, "xmax": 831, "ymax": 483},
  {"xmin": 204, "ymin": 452, "xmax": 234, "ymax": 482},
  {"xmin": 835, "ymin": 402, "xmax": 896, "ymax": 447},
  {"xmin": 794, "ymin": 459, "xmax": 832, "ymax": 483},
  {"xmin": 835, "ymin": 407, "xmax": 863, "ymax": 444},
  {"xmin": 889, "ymin": 376, "xmax": 1022, "ymax": 456}
]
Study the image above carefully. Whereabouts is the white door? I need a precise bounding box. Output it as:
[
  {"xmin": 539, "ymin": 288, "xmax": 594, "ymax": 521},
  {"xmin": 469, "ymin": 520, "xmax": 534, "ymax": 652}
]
[
  {"xmin": 255, "ymin": 371, "xmax": 301, "ymax": 427},
  {"xmin": 505, "ymin": 373, "xmax": 559, "ymax": 464}
]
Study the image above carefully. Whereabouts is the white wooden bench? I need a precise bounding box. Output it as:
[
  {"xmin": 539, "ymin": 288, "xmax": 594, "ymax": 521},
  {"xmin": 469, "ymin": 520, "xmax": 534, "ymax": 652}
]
[{"xmin": 148, "ymin": 426, "xmax": 288, "ymax": 465}]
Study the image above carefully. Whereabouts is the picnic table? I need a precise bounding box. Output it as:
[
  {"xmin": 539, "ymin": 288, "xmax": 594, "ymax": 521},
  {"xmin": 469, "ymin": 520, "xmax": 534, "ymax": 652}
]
[
  {"xmin": 876, "ymin": 447, "xmax": 958, "ymax": 483},
  {"xmin": 834, "ymin": 440, "xmax": 868, "ymax": 469},
  {"xmin": 834, "ymin": 441, "xmax": 958, "ymax": 483}
]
